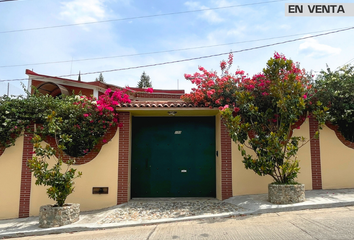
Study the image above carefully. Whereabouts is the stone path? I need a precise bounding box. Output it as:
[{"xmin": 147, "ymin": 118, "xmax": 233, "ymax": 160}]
[{"xmin": 99, "ymin": 199, "xmax": 243, "ymax": 224}]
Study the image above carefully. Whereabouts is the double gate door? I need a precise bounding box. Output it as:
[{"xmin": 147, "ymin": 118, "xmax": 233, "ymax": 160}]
[{"xmin": 131, "ymin": 117, "xmax": 216, "ymax": 198}]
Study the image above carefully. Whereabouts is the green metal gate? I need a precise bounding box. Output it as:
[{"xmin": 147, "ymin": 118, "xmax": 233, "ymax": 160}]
[{"xmin": 131, "ymin": 117, "xmax": 216, "ymax": 198}]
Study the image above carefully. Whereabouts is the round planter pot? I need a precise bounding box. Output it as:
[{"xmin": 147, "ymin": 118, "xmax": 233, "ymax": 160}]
[
  {"xmin": 39, "ymin": 203, "xmax": 80, "ymax": 228},
  {"xmin": 268, "ymin": 183, "xmax": 305, "ymax": 204}
]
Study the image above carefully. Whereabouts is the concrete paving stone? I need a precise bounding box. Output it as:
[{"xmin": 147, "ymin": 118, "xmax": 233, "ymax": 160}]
[{"xmin": 99, "ymin": 199, "xmax": 243, "ymax": 224}]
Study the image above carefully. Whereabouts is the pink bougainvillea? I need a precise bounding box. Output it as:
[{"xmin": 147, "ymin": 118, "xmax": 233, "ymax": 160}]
[
  {"xmin": 182, "ymin": 51, "xmax": 328, "ymax": 184},
  {"xmin": 145, "ymin": 88, "xmax": 154, "ymax": 93}
]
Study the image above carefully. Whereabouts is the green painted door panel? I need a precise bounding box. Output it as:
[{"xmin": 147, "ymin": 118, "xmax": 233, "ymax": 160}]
[{"xmin": 131, "ymin": 117, "xmax": 216, "ymax": 198}]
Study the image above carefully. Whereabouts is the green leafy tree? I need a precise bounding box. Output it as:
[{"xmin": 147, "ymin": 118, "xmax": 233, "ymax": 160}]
[
  {"xmin": 137, "ymin": 71, "xmax": 152, "ymax": 88},
  {"xmin": 315, "ymin": 64, "xmax": 354, "ymax": 141},
  {"xmin": 95, "ymin": 73, "xmax": 105, "ymax": 83}
]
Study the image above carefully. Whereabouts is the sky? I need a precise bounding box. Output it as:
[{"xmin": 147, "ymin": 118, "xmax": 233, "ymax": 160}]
[{"xmin": 0, "ymin": 0, "xmax": 353, "ymax": 96}]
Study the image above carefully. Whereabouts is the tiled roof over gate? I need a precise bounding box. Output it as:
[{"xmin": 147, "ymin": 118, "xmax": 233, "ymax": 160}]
[{"xmin": 118, "ymin": 101, "xmax": 198, "ymax": 108}]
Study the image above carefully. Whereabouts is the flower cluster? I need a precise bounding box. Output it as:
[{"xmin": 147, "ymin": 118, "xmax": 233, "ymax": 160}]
[
  {"xmin": 52, "ymin": 88, "xmax": 131, "ymax": 157},
  {"xmin": 181, "ymin": 54, "xmax": 240, "ymax": 108},
  {"xmin": 144, "ymin": 88, "xmax": 153, "ymax": 93}
]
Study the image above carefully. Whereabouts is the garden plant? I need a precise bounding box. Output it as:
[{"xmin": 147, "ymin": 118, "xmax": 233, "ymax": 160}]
[
  {"xmin": 182, "ymin": 52, "xmax": 328, "ymax": 184},
  {"xmin": 27, "ymin": 111, "xmax": 82, "ymax": 207}
]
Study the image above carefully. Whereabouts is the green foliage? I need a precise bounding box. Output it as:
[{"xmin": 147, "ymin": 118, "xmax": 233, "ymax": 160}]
[
  {"xmin": 137, "ymin": 71, "xmax": 152, "ymax": 88},
  {"xmin": 27, "ymin": 111, "xmax": 82, "ymax": 207},
  {"xmin": 95, "ymin": 73, "xmax": 105, "ymax": 83},
  {"xmin": 0, "ymin": 93, "xmax": 112, "ymax": 156},
  {"xmin": 0, "ymin": 95, "xmax": 29, "ymax": 148},
  {"xmin": 0, "ymin": 86, "xmax": 130, "ymax": 157},
  {"xmin": 315, "ymin": 65, "xmax": 354, "ymax": 141},
  {"xmin": 0, "ymin": 93, "xmax": 62, "ymax": 148}
]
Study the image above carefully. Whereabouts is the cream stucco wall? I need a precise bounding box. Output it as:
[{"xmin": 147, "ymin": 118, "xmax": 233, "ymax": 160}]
[
  {"xmin": 0, "ymin": 136, "xmax": 24, "ymax": 220},
  {"xmin": 232, "ymin": 141, "xmax": 273, "ymax": 195},
  {"xmin": 232, "ymin": 120, "xmax": 312, "ymax": 196},
  {"xmin": 29, "ymin": 130, "xmax": 119, "ymax": 216},
  {"xmin": 320, "ymin": 125, "xmax": 354, "ymax": 189},
  {"xmin": 292, "ymin": 119, "xmax": 312, "ymax": 190}
]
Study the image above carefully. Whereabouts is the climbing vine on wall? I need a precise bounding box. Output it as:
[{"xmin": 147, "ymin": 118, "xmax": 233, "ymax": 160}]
[{"xmin": 0, "ymin": 88, "xmax": 132, "ymax": 157}]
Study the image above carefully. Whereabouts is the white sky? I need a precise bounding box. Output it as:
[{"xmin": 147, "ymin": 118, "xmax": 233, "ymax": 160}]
[{"xmin": 0, "ymin": 0, "xmax": 353, "ymax": 96}]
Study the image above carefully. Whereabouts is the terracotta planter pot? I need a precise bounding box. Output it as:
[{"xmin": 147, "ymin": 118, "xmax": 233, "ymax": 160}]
[
  {"xmin": 268, "ymin": 183, "xmax": 305, "ymax": 204},
  {"xmin": 39, "ymin": 203, "xmax": 80, "ymax": 228}
]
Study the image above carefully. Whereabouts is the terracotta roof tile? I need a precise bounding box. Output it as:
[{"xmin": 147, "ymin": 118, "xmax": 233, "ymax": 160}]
[{"xmin": 118, "ymin": 101, "xmax": 204, "ymax": 108}]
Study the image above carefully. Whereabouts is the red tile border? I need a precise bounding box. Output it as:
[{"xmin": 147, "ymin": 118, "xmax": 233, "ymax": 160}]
[
  {"xmin": 0, "ymin": 132, "xmax": 23, "ymax": 157},
  {"xmin": 221, "ymin": 119, "xmax": 233, "ymax": 200},
  {"xmin": 291, "ymin": 115, "xmax": 307, "ymax": 130},
  {"xmin": 19, "ymin": 127, "xmax": 34, "ymax": 218},
  {"xmin": 43, "ymin": 125, "xmax": 118, "ymax": 165},
  {"xmin": 135, "ymin": 93, "xmax": 181, "ymax": 99},
  {"xmin": 118, "ymin": 101, "xmax": 197, "ymax": 108},
  {"xmin": 0, "ymin": 147, "xmax": 4, "ymax": 157},
  {"xmin": 325, "ymin": 122, "xmax": 354, "ymax": 149},
  {"xmin": 309, "ymin": 115, "xmax": 322, "ymax": 190},
  {"xmin": 117, "ymin": 112, "xmax": 130, "ymax": 205},
  {"xmin": 248, "ymin": 115, "xmax": 307, "ymax": 140}
]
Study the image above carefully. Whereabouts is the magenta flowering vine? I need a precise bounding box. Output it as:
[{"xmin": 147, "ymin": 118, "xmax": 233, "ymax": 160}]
[
  {"xmin": 60, "ymin": 88, "xmax": 132, "ymax": 157},
  {"xmin": 145, "ymin": 88, "xmax": 154, "ymax": 93},
  {"xmin": 0, "ymin": 86, "xmax": 149, "ymax": 157}
]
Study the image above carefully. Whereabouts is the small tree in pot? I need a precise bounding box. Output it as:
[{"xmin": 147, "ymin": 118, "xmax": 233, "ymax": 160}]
[{"xmin": 27, "ymin": 110, "xmax": 82, "ymax": 227}]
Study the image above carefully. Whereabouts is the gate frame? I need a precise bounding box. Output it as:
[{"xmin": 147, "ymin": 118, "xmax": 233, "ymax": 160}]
[{"xmin": 117, "ymin": 110, "xmax": 232, "ymax": 204}]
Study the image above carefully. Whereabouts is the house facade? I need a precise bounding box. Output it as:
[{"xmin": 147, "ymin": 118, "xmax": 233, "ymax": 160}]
[{"xmin": 0, "ymin": 70, "xmax": 353, "ymax": 220}]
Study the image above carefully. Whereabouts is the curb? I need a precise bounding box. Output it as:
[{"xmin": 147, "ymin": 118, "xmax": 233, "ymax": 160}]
[{"xmin": 249, "ymin": 201, "xmax": 354, "ymax": 215}]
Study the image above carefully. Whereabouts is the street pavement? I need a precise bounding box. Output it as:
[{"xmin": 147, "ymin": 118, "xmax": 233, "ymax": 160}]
[
  {"xmin": 1, "ymin": 188, "xmax": 354, "ymax": 239},
  {"xmin": 6, "ymin": 207, "xmax": 354, "ymax": 240}
]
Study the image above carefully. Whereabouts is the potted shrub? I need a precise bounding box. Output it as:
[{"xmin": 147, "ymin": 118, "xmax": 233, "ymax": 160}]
[
  {"xmin": 182, "ymin": 52, "xmax": 328, "ymax": 204},
  {"xmin": 27, "ymin": 111, "xmax": 82, "ymax": 228}
]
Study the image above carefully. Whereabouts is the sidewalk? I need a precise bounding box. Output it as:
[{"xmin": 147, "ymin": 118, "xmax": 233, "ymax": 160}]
[{"xmin": 1, "ymin": 188, "xmax": 354, "ymax": 239}]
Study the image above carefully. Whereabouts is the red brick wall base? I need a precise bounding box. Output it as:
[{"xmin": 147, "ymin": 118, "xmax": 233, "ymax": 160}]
[
  {"xmin": 19, "ymin": 129, "xmax": 34, "ymax": 218},
  {"xmin": 221, "ymin": 120, "xmax": 232, "ymax": 200},
  {"xmin": 117, "ymin": 112, "xmax": 130, "ymax": 205},
  {"xmin": 309, "ymin": 115, "xmax": 322, "ymax": 190}
]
